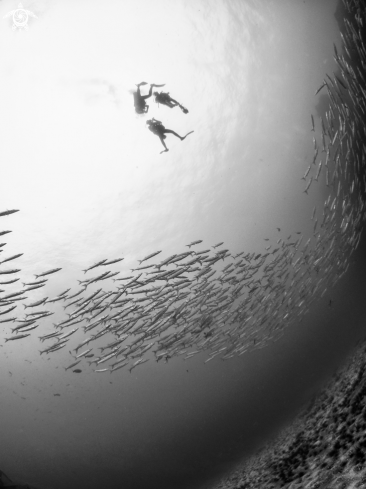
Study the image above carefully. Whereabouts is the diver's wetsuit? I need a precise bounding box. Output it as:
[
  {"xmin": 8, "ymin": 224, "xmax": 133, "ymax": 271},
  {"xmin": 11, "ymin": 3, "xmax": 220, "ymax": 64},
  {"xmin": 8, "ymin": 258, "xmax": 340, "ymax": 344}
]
[
  {"xmin": 147, "ymin": 118, "xmax": 194, "ymax": 153},
  {"xmin": 154, "ymin": 92, "xmax": 188, "ymax": 113},
  {"xmin": 134, "ymin": 82, "xmax": 165, "ymax": 114}
]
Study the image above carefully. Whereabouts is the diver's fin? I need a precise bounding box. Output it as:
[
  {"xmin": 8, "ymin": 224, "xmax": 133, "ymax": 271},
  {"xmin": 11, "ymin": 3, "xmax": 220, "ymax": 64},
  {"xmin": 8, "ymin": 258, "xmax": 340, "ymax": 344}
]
[
  {"xmin": 181, "ymin": 131, "xmax": 194, "ymax": 140},
  {"xmin": 152, "ymin": 83, "xmax": 165, "ymax": 87},
  {"xmin": 136, "ymin": 82, "xmax": 148, "ymax": 87}
]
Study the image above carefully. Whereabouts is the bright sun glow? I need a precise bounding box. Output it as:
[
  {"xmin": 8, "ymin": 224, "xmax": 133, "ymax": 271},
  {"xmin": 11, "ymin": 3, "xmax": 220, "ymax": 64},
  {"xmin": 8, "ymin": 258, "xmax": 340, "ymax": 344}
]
[{"xmin": 0, "ymin": 0, "xmax": 339, "ymax": 277}]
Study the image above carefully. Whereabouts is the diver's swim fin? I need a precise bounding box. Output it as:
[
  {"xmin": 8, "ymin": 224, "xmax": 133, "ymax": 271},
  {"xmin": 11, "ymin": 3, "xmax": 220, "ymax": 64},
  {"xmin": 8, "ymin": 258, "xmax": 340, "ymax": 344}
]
[
  {"xmin": 152, "ymin": 84, "xmax": 166, "ymax": 87},
  {"xmin": 136, "ymin": 82, "xmax": 148, "ymax": 86},
  {"xmin": 181, "ymin": 131, "xmax": 194, "ymax": 141}
]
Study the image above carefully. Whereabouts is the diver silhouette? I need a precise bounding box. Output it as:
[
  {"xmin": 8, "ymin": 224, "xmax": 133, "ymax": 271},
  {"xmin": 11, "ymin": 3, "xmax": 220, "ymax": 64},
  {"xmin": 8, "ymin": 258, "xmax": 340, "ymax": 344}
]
[
  {"xmin": 133, "ymin": 82, "xmax": 165, "ymax": 114},
  {"xmin": 153, "ymin": 91, "xmax": 189, "ymax": 114},
  {"xmin": 146, "ymin": 118, "xmax": 194, "ymax": 154}
]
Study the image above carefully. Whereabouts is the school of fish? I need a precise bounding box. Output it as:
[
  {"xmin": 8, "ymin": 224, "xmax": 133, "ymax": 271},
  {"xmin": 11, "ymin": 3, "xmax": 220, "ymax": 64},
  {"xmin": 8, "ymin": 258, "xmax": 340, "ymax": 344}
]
[{"xmin": 1, "ymin": 0, "xmax": 365, "ymax": 375}]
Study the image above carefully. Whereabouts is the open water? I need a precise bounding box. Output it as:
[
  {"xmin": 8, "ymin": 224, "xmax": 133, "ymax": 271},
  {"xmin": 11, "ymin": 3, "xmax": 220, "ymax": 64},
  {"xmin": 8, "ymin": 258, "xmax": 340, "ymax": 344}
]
[{"xmin": 1, "ymin": 0, "xmax": 366, "ymax": 488}]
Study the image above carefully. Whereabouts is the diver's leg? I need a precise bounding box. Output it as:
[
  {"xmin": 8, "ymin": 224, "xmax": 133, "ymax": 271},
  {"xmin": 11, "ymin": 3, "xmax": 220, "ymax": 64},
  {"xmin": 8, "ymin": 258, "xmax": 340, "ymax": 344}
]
[
  {"xmin": 181, "ymin": 131, "xmax": 194, "ymax": 140},
  {"xmin": 142, "ymin": 85, "xmax": 153, "ymax": 100},
  {"xmin": 163, "ymin": 129, "xmax": 194, "ymax": 141},
  {"xmin": 168, "ymin": 97, "xmax": 180, "ymax": 107},
  {"xmin": 163, "ymin": 129, "xmax": 184, "ymax": 140},
  {"xmin": 161, "ymin": 100, "xmax": 175, "ymax": 108},
  {"xmin": 158, "ymin": 135, "xmax": 169, "ymax": 153},
  {"xmin": 166, "ymin": 95, "xmax": 188, "ymax": 112},
  {"xmin": 143, "ymin": 83, "xmax": 166, "ymax": 100}
]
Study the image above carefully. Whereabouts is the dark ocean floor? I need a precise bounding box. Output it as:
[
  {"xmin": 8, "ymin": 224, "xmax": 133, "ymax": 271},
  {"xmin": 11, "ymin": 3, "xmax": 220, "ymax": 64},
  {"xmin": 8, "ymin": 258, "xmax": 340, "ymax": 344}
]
[{"xmin": 211, "ymin": 337, "xmax": 366, "ymax": 489}]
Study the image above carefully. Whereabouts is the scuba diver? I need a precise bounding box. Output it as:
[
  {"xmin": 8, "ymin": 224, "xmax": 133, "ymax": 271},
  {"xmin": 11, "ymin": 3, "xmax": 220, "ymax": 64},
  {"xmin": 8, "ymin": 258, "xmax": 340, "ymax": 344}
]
[
  {"xmin": 133, "ymin": 82, "xmax": 165, "ymax": 114},
  {"xmin": 153, "ymin": 91, "xmax": 189, "ymax": 114},
  {"xmin": 146, "ymin": 118, "xmax": 194, "ymax": 154}
]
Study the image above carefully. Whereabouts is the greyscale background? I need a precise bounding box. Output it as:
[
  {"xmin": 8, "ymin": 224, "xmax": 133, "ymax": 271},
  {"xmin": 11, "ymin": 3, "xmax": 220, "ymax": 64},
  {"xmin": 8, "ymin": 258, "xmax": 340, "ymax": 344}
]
[{"xmin": 0, "ymin": 0, "xmax": 365, "ymax": 488}]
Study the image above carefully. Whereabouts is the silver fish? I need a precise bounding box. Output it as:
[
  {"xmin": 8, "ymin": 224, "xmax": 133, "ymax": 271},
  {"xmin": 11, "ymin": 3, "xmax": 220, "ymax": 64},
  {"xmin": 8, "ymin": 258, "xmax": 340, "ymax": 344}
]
[
  {"xmin": 65, "ymin": 359, "xmax": 82, "ymax": 371},
  {"xmin": 23, "ymin": 297, "xmax": 48, "ymax": 309},
  {"xmin": 0, "ymin": 269, "xmax": 20, "ymax": 275},
  {"xmin": 304, "ymin": 177, "xmax": 313, "ymax": 194},
  {"xmin": 302, "ymin": 165, "xmax": 311, "ymax": 180},
  {"xmin": 101, "ymin": 258, "xmax": 124, "ymax": 266},
  {"xmin": 34, "ymin": 268, "xmax": 61, "ymax": 279},
  {"xmin": 0, "ymin": 209, "xmax": 19, "ymax": 217},
  {"xmin": 186, "ymin": 240, "xmax": 203, "ymax": 248},
  {"xmin": 82, "ymin": 259, "xmax": 107, "ymax": 274},
  {"xmin": 0, "ymin": 253, "xmax": 23, "ymax": 265},
  {"xmin": 138, "ymin": 251, "xmax": 162, "ymax": 265},
  {"xmin": 129, "ymin": 357, "xmax": 149, "ymax": 373},
  {"xmin": 4, "ymin": 334, "xmax": 30, "ymax": 342}
]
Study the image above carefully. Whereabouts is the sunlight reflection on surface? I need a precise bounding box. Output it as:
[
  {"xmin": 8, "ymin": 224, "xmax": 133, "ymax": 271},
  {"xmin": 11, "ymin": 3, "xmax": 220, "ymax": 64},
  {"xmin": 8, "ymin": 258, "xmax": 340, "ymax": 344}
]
[{"xmin": 0, "ymin": 0, "xmax": 329, "ymax": 273}]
